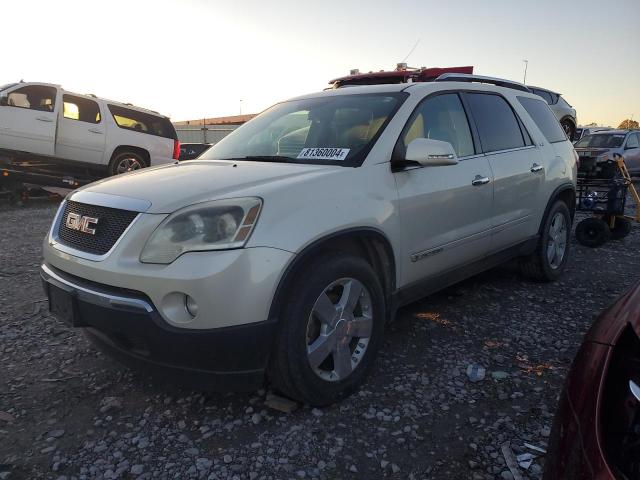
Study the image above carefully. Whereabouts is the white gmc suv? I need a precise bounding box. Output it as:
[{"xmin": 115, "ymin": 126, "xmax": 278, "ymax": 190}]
[
  {"xmin": 0, "ymin": 82, "xmax": 179, "ymax": 175},
  {"xmin": 41, "ymin": 75, "xmax": 577, "ymax": 405}
]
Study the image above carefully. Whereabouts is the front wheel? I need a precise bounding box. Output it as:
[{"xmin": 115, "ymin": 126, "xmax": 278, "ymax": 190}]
[
  {"xmin": 268, "ymin": 252, "xmax": 385, "ymax": 405},
  {"xmin": 521, "ymin": 201, "xmax": 572, "ymax": 281},
  {"xmin": 108, "ymin": 151, "xmax": 146, "ymax": 176}
]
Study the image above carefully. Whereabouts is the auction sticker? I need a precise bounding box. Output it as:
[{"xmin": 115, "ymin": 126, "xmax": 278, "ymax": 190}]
[{"xmin": 297, "ymin": 148, "xmax": 350, "ymax": 161}]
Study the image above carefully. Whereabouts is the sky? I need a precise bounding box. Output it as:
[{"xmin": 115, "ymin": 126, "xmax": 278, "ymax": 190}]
[{"xmin": 2, "ymin": 0, "xmax": 639, "ymax": 127}]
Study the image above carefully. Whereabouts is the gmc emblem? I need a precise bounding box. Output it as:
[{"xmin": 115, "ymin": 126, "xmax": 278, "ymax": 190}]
[{"xmin": 65, "ymin": 212, "xmax": 99, "ymax": 235}]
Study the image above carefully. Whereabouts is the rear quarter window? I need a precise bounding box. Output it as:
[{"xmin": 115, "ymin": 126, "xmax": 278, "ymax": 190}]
[
  {"xmin": 108, "ymin": 105, "xmax": 177, "ymax": 139},
  {"xmin": 517, "ymin": 96, "xmax": 567, "ymax": 144}
]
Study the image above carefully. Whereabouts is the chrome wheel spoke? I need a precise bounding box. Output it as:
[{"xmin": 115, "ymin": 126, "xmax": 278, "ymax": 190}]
[
  {"xmin": 339, "ymin": 279, "xmax": 363, "ymax": 315},
  {"xmin": 313, "ymin": 292, "xmax": 339, "ymax": 327},
  {"xmin": 333, "ymin": 343, "xmax": 352, "ymax": 380},
  {"xmin": 307, "ymin": 331, "xmax": 337, "ymax": 369}
]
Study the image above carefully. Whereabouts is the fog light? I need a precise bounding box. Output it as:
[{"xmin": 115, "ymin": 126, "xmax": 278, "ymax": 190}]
[{"xmin": 185, "ymin": 295, "xmax": 198, "ymax": 318}]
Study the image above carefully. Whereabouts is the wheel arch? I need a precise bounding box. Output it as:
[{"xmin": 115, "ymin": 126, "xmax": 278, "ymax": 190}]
[
  {"xmin": 267, "ymin": 228, "xmax": 397, "ymax": 323},
  {"xmin": 541, "ymin": 183, "xmax": 576, "ymax": 233},
  {"xmin": 109, "ymin": 145, "xmax": 151, "ymax": 167}
]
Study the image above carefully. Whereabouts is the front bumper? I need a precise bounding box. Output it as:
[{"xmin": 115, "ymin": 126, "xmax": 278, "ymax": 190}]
[{"xmin": 41, "ymin": 263, "xmax": 277, "ymax": 390}]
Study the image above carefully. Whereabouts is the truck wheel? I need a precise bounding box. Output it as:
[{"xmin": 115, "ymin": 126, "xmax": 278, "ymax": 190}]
[
  {"xmin": 108, "ymin": 151, "xmax": 146, "ymax": 176},
  {"xmin": 520, "ymin": 201, "xmax": 572, "ymax": 282},
  {"xmin": 575, "ymin": 217, "xmax": 610, "ymax": 247},
  {"xmin": 610, "ymin": 217, "xmax": 632, "ymax": 240},
  {"xmin": 268, "ymin": 252, "xmax": 385, "ymax": 406}
]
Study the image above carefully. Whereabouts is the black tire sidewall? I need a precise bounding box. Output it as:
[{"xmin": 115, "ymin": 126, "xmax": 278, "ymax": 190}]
[
  {"xmin": 575, "ymin": 217, "xmax": 610, "ymax": 247},
  {"xmin": 610, "ymin": 218, "xmax": 632, "ymax": 240},
  {"xmin": 108, "ymin": 152, "xmax": 146, "ymax": 176},
  {"xmin": 538, "ymin": 201, "xmax": 572, "ymax": 280},
  {"xmin": 275, "ymin": 253, "xmax": 385, "ymax": 405}
]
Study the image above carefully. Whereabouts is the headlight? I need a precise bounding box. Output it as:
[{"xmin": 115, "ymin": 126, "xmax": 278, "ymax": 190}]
[{"xmin": 140, "ymin": 197, "xmax": 262, "ymax": 264}]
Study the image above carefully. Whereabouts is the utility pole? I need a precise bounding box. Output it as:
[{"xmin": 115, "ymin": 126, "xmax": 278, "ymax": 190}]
[
  {"xmin": 239, "ymin": 99, "xmax": 243, "ymax": 116},
  {"xmin": 523, "ymin": 60, "xmax": 528, "ymax": 85}
]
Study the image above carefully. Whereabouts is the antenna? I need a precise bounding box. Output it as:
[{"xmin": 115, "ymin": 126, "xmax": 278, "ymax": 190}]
[{"xmin": 401, "ymin": 38, "xmax": 421, "ymax": 64}]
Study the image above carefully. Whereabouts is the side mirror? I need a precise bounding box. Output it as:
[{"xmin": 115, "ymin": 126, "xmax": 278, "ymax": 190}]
[
  {"xmin": 405, "ymin": 138, "xmax": 459, "ymax": 166},
  {"xmin": 0, "ymin": 95, "xmax": 7, "ymax": 107}
]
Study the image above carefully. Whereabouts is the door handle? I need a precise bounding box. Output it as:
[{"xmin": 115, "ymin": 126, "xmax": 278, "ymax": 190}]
[
  {"xmin": 472, "ymin": 175, "xmax": 490, "ymax": 186},
  {"xmin": 530, "ymin": 163, "xmax": 544, "ymax": 173},
  {"xmin": 88, "ymin": 128, "xmax": 103, "ymax": 134},
  {"xmin": 36, "ymin": 116, "xmax": 53, "ymax": 122}
]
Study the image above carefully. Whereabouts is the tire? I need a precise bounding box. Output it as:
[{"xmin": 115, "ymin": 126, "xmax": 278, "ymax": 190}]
[
  {"xmin": 520, "ymin": 200, "xmax": 572, "ymax": 282},
  {"xmin": 108, "ymin": 151, "xmax": 147, "ymax": 176},
  {"xmin": 610, "ymin": 217, "xmax": 632, "ymax": 240},
  {"xmin": 575, "ymin": 217, "xmax": 610, "ymax": 247},
  {"xmin": 561, "ymin": 120, "xmax": 575, "ymax": 141},
  {"xmin": 268, "ymin": 252, "xmax": 385, "ymax": 405}
]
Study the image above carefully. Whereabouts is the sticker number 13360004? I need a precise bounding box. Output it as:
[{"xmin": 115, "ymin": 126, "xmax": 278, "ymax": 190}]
[{"xmin": 297, "ymin": 148, "xmax": 350, "ymax": 161}]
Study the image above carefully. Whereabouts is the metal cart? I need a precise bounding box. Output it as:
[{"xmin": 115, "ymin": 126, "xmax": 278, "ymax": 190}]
[{"xmin": 575, "ymin": 155, "xmax": 640, "ymax": 247}]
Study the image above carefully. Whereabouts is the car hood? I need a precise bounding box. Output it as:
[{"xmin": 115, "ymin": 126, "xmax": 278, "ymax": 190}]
[
  {"xmin": 73, "ymin": 160, "xmax": 341, "ymax": 213},
  {"xmin": 585, "ymin": 280, "xmax": 640, "ymax": 345}
]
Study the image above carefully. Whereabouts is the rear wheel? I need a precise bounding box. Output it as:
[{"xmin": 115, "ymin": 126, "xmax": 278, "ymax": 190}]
[
  {"xmin": 268, "ymin": 252, "xmax": 385, "ymax": 405},
  {"xmin": 520, "ymin": 201, "xmax": 571, "ymax": 281},
  {"xmin": 610, "ymin": 217, "xmax": 632, "ymax": 240},
  {"xmin": 561, "ymin": 120, "xmax": 575, "ymax": 141},
  {"xmin": 575, "ymin": 217, "xmax": 611, "ymax": 247},
  {"xmin": 108, "ymin": 151, "xmax": 146, "ymax": 176}
]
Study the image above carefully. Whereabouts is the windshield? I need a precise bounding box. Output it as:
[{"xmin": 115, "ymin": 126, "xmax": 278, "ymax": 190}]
[
  {"xmin": 575, "ymin": 134, "xmax": 625, "ymax": 148},
  {"xmin": 200, "ymin": 92, "xmax": 407, "ymax": 166}
]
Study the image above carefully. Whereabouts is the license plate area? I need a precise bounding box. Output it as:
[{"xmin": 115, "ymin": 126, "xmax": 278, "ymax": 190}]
[{"xmin": 48, "ymin": 284, "xmax": 82, "ymax": 327}]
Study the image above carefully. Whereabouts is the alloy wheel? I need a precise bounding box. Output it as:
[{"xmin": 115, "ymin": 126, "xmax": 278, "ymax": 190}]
[
  {"xmin": 306, "ymin": 278, "xmax": 373, "ymax": 382},
  {"xmin": 547, "ymin": 212, "xmax": 568, "ymax": 269},
  {"xmin": 116, "ymin": 157, "xmax": 143, "ymax": 174}
]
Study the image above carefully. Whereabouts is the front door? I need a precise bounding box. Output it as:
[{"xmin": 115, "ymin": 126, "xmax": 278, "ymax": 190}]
[
  {"xmin": 0, "ymin": 84, "xmax": 58, "ymax": 156},
  {"xmin": 56, "ymin": 94, "xmax": 106, "ymax": 165},
  {"xmin": 394, "ymin": 92, "xmax": 494, "ymax": 286}
]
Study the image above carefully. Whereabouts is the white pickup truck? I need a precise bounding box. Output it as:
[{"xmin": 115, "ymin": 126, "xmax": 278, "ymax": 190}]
[{"xmin": 0, "ymin": 82, "xmax": 179, "ymax": 176}]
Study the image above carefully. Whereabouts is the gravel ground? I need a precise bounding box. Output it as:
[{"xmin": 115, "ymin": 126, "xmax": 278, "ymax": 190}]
[{"xmin": 1, "ymin": 199, "xmax": 639, "ymax": 480}]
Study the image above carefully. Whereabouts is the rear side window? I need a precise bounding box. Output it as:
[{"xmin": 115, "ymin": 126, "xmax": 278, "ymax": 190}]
[
  {"xmin": 465, "ymin": 93, "xmax": 526, "ymax": 152},
  {"xmin": 108, "ymin": 105, "xmax": 177, "ymax": 139},
  {"xmin": 4, "ymin": 85, "xmax": 57, "ymax": 112},
  {"xmin": 401, "ymin": 93, "xmax": 475, "ymax": 157},
  {"xmin": 517, "ymin": 96, "xmax": 567, "ymax": 143},
  {"xmin": 63, "ymin": 94, "xmax": 101, "ymax": 123}
]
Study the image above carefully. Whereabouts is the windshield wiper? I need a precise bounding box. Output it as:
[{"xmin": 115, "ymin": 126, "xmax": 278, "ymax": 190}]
[{"xmin": 222, "ymin": 155, "xmax": 293, "ymax": 163}]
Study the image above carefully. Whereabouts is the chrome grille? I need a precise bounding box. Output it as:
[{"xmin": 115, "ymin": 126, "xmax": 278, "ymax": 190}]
[{"xmin": 57, "ymin": 200, "xmax": 138, "ymax": 255}]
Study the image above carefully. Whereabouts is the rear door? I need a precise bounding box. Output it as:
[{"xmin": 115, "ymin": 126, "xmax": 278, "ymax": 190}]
[
  {"xmin": 394, "ymin": 92, "xmax": 493, "ymax": 285},
  {"xmin": 0, "ymin": 84, "xmax": 58, "ymax": 156},
  {"xmin": 56, "ymin": 94, "xmax": 106, "ymax": 165},
  {"xmin": 464, "ymin": 92, "xmax": 546, "ymax": 252}
]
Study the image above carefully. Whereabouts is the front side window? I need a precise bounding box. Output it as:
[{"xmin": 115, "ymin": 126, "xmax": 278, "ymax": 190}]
[
  {"xmin": 4, "ymin": 85, "xmax": 56, "ymax": 112},
  {"xmin": 466, "ymin": 93, "xmax": 526, "ymax": 152},
  {"xmin": 63, "ymin": 94, "xmax": 101, "ymax": 123},
  {"xmin": 626, "ymin": 133, "xmax": 639, "ymax": 149},
  {"xmin": 200, "ymin": 93, "xmax": 407, "ymax": 166},
  {"xmin": 108, "ymin": 105, "xmax": 177, "ymax": 139},
  {"xmin": 575, "ymin": 134, "xmax": 625, "ymax": 148},
  {"xmin": 518, "ymin": 96, "xmax": 567, "ymax": 143},
  {"xmin": 400, "ymin": 93, "xmax": 475, "ymax": 157}
]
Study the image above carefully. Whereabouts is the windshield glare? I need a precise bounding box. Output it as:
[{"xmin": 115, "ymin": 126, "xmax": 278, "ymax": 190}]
[
  {"xmin": 575, "ymin": 134, "xmax": 625, "ymax": 148},
  {"xmin": 200, "ymin": 93, "xmax": 406, "ymax": 166}
]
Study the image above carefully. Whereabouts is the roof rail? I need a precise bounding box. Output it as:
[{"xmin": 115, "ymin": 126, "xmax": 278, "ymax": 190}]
[{"xmin": 435, "ymin": 73, "xmax": 531, "ymax": 93}]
